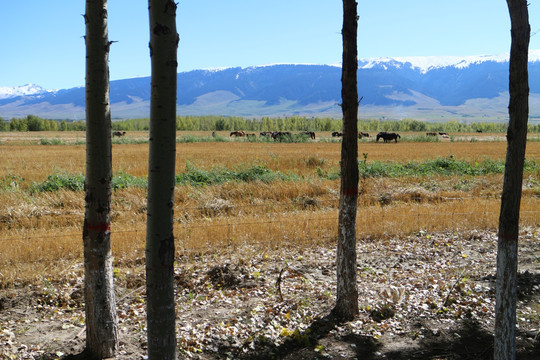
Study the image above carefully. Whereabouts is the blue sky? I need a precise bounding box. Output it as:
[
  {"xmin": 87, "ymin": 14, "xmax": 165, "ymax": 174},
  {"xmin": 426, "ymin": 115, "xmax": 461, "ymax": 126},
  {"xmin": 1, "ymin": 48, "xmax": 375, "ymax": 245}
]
[{"xmin": 1, "ymin": 0, "xmax": 539, "ymax": 90}]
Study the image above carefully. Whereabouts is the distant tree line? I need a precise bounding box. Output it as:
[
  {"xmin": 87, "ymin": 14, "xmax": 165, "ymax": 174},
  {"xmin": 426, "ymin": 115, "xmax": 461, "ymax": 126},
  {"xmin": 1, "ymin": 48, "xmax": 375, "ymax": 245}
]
[
  {"xmin": 0, "ymin": 115, "xmax": 86, "ymax": 131},
  {"xmin": 2, "ymin": 114, "xmax": 540, "ymax": 133}
]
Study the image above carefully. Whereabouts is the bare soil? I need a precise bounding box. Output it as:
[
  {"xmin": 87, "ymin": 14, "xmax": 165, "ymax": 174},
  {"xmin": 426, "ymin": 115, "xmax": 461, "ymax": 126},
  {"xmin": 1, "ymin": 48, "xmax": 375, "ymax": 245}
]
[{"xmin": 1, "ymin": 228, "xmax": 539, "ymax": 360}]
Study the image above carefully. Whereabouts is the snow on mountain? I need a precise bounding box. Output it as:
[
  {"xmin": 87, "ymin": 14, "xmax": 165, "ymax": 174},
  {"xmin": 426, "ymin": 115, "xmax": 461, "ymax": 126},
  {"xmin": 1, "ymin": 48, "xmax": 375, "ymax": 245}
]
[
  {"xmin": 359, "ymin": 49, "xmax": 540, "ymax": 73},
  {"xmin": 3, "ymin": 50, "xmax": 540, "ymax": 120},
  {"xmin": 0, "ymin": 84, "xmax": 51, "ymax": 99}
]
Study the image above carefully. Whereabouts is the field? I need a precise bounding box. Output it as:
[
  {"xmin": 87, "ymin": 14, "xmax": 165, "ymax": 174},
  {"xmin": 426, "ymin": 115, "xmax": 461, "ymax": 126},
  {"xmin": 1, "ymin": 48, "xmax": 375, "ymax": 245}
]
[{"xmin": 1, "ymin": 131, "xmax": 540, "ymax": 359}]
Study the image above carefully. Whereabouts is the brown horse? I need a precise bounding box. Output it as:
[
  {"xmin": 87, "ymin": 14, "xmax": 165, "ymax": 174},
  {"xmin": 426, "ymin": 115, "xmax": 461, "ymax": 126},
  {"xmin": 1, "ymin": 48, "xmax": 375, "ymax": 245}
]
[{"xmin": 230, "ymin": 131, "xmax": 246, "ymax": 137}]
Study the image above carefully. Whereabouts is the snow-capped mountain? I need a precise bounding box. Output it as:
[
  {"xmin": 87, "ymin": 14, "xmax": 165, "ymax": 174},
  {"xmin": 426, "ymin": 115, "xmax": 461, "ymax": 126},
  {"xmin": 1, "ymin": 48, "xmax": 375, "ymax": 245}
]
[
  {"xmin": 2, "ymin": 51, "xmax": 540, "ymax": 121},
  {"xmin": 359, "ymin": 51, "xmax": 540, "ymax": 73},
  {"xmin": 0, "ymin": 84, "xmax": 51, "ymax": 100}
]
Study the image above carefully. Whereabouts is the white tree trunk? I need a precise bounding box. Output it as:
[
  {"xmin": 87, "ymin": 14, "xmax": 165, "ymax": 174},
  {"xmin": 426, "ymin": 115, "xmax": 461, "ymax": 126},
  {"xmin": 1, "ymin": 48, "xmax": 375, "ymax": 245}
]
[
  {"xmin": 494, "ymin": 1, "xmax": 530, "ymax": 359},
  {"xmin": 333, "ymin": 0, "xmax": 359, "ymax": 321}
]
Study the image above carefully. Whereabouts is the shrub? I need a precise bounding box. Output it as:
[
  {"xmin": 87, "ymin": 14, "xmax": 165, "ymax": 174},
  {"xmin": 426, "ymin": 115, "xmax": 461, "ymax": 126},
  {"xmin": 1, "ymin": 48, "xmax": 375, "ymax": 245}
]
[
  {"xmin": 30, "ymin": 173, "xmax": 85, "ymax": 193},
  {"xmin": 40, "ymin": 138, "xmax": 65, "ymax": 145}
]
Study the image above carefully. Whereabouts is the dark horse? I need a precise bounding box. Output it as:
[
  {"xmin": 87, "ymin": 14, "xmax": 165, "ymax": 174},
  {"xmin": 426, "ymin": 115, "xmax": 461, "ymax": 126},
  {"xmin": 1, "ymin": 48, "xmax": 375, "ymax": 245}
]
[
  {"xmin": 113, "ymin": 131, "xmax": 126, "ymax": 137},
  {"xmin": 301, "ymin": 131, "xmax": 316, "ymax": 140},
  {"xmin": 376, "ymin": 132, "xmax": 400, "ymax": 143}
]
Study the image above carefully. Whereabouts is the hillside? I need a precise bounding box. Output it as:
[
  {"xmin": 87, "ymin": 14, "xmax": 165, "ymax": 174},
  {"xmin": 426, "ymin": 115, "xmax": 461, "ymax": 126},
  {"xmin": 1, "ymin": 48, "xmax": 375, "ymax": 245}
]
[{"xmin": 2, "ymin": 51, "xmax": 540, "ymax": 121}]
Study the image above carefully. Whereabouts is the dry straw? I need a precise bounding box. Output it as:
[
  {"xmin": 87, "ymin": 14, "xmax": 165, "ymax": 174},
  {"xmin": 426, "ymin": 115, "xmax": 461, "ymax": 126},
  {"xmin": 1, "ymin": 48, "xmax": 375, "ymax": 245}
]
[{"xmin": 1, "ymin": 132, "xmax": 539, "ymax": 287}]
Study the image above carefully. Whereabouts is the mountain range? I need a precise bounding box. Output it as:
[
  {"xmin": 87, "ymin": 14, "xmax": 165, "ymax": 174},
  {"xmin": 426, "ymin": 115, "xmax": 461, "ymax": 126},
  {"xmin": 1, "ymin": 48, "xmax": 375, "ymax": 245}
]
[{"xmin": 2, "ymin": 51, "xmax": 540, "ymax": 121}]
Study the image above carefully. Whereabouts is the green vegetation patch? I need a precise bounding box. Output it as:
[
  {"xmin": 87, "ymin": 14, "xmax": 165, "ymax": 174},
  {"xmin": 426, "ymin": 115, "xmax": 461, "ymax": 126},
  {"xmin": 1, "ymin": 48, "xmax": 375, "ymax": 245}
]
[
  {"xmin": 175, "ymin": 163, "xmax": 294, "ymax": 186},
  {"xmin": 40, "ymin": 138, "xmax": 66, "ymax": 145},
  {"xmin": 30, "ymin": 173, "xmax": 85, "ymax": 193},
  {"xmin": 358, "ymin": 157, "xmax": 539, "ymax": 178},
  {"xmin": 112, "ymin": 172, "xmax": 148, "ymax": 189},
  {"xmin": 0, "ymin": 174, "xmax": 25, "ymax": 192},
  {"xmin": 25, "ymin": 164, "xmax": 295, "ymax": 193}
]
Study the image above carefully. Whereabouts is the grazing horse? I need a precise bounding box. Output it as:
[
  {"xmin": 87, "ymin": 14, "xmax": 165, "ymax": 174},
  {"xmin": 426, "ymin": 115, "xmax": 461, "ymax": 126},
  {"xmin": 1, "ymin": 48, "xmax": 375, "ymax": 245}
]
[
  {"xmin": 113, "ymin": 131, "xmax": 126, "ymax": 137},
  {"xmin": 426, "ymin": 132, "xmax": 437, "ymax": 136},
  {"xmin": 331, "ymin": 131, "xmax": 343, "ymax": 137},
  {"xmin": 271, "ymin": 131, "xmax": 292, "ymax": 142},
  {"xmin": 301, "ymin": 131, "xmax": 316, "ymax": 140},
  {"xmin": 230, "ymin": 130, "xmax": 246, "ymax": 137},
  {"xmin": 359, "ymin": 132, "xmax": 370, "ymax": 139},
  {"xmin": 376, "ymin": 132, "xmax": 400, "ymax": 143},
  {"xmin": 476, "ymin": 129, "xmax": 483, "ymax": 133},
  {"xmin": 260, "ymin": 131, "xmax": 273, "ymax": 137}
]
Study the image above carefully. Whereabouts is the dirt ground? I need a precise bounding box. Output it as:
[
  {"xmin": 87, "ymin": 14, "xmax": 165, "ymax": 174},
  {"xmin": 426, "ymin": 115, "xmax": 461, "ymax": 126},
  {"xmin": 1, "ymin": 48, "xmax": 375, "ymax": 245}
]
[{"xmin": 1, "ymin": 228, "xmax": 539, "ymax": 359}]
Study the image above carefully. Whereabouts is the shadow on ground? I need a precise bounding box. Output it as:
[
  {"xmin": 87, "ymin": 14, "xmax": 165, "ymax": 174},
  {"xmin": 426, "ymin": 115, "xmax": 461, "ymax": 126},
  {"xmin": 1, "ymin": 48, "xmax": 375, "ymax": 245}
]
[{"xmin": 226, "ymin": 315, "xmax": 540, "ymax": 360}]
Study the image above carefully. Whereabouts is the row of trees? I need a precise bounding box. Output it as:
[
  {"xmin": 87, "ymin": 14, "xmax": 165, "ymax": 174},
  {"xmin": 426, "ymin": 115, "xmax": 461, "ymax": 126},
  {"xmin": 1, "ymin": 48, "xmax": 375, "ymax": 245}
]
[
  {"xmin": 0, "ymin": 115, "xmax": 86, "ymax": 131},
  {"xmin": 3, "ymin": 114, "xmax": 540, "ymax": 133}
]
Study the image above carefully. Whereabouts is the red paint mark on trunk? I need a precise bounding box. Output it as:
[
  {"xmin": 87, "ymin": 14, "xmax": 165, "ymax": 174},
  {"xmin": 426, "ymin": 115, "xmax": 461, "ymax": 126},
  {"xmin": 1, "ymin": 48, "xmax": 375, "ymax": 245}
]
[
  {"xmin": 86, "ymin": 222, "xmax": 111, "ymax": 232},
  {"xmin": 342, "ymin": 187, "xmax": 358, "ymax": 196}
]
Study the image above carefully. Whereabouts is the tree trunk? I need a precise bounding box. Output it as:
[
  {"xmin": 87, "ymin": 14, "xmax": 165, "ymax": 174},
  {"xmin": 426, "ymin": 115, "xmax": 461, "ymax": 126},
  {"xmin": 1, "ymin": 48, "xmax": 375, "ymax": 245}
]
[
  {"xmin": 83, "ymin": 0, "xmax": 118, "ymax": 357},
  {"xmin": 146, "ymin": 1, "xmax": 178, "ymax": 359},
  {"xmin": 494, "ymin": 1, "xmax": 530, "ymax": 359},
  {"xmin": 332, "ymin": 0, "xmax": 359, "ymax": 321}
]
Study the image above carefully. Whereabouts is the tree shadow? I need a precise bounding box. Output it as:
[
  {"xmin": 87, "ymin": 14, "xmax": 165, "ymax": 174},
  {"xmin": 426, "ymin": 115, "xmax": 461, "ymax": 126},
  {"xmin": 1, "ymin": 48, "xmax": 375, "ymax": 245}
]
[
  {"xmin": 226, "ymin": 314, "xmax": 539, "ymax": 360},
  {"xmin": 516, "ymin": 270, "xmax": 540, "ymax": 302},
  {"xmin": 231, "ymin": 312, "xmax": 382, "ymax": 360},
  {"xmin": 384, "ymin": 318, "xmax": 540, "ymax": 360}
]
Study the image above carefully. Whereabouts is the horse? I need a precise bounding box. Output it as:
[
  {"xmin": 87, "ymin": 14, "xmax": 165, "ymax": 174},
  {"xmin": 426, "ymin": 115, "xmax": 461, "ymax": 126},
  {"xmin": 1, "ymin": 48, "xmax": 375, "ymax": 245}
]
[
  {"xmin": 426, "ymin": 132, "xmax": 437, "ymax": 136},
  {"xmin": 359, "ymin": 132, "xmax": 370, "ymax": 138},
  {"xmin": 438, "ymin": 132, "xmax": 449, "ymax": 136},
  {"xmin": 301, "ymin": 131, "xmax": 316, "ymax": 140},
  {"xmin": 376, "ymin": 132, "xmax": 400, "ymax": 143},
  {"xmin": 230, "ymin": 131, "xmax": 246, "ymax": 137},
  {"xmin": 113, "ymin": 131, "xmax": 126, "ymax": 137},
  {"xmin": 271, "ymin": 131, "xmax": 292, "ymax": 142},
  {"xmin": 260, "ymin": 131, "xmax": 273, "ymax": 137},
  {"xmin": 331, "ymin": 131, "xmax": 343, "ymax": 137}
]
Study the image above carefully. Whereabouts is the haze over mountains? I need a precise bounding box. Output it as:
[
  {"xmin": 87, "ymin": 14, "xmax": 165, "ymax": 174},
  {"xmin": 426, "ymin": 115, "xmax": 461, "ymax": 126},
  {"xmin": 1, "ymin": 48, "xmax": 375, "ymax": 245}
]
[{"xmin": 2, "ymin": 51, "xmax": 540, "ymax": 121}]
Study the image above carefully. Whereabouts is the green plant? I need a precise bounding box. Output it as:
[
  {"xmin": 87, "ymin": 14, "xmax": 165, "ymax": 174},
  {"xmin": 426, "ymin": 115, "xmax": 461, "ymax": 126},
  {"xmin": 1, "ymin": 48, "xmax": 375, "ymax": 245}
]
[
  {"xmin": 30, "ymin": 172, "xmax": 85, "ymax": 193},
  {"xmin": 0, "ymin": 174, "xmax": 24, "ymax": 191},
  {"xmin": 175, "ymin": 163, "xmax": 293, "ymax": 186},
  {"xmin": 40, "ymin": 138, "xmax": 65, "ymax": 145},
  {"xmin": 112, "ymin": 172, "xmax": 147, "ymax": 189}
]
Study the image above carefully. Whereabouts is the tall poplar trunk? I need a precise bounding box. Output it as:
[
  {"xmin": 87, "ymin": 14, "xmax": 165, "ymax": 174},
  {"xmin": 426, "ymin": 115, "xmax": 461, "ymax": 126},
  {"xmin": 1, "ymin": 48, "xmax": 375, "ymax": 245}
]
[
  {"xmin": 494, "ymin": 1, "xmax": 530, "ymax": 359},
  {"xmin": 145, "ymin": 1, "xmax": 179, "ymax": 359},
  {"xmin": 332, "ymin": 0, "xmax": 359, "ymax": 321},
  {"xmin": 83, "ymin": 0, "xmax": 118, "ymax": 357}
]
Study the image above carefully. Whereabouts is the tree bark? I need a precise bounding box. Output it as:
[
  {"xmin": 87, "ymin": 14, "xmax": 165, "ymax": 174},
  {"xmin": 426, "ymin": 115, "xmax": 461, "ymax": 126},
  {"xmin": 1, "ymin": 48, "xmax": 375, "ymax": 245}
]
[
  {"xmin": 146, "ymin": 1, "xmax": 179, "ymax": 359},
  {"xmin": 332, "ymin": 0, "xmax": 359, "ymax": 321},
  {"xmin": 83, "ymin": 0, "xmax": 118, "ymax": 357},
  {"xmin": 494, "ymin": 1, "xmax": 530, "ymax": 359}
]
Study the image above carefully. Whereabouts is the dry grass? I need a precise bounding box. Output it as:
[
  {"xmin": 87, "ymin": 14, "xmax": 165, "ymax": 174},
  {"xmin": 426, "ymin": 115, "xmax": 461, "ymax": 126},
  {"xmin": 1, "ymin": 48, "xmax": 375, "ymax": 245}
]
[{"xmin": 1, "ymin": 131, "xmax": 540, "ymax": 287}]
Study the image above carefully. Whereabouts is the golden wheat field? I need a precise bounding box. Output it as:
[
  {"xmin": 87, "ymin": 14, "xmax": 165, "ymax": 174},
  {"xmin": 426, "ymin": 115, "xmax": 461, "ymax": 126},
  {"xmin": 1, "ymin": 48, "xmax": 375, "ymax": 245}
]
[{"xmin": 1, "ymin": 131, "xmax": 540, "ymax": 288}]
